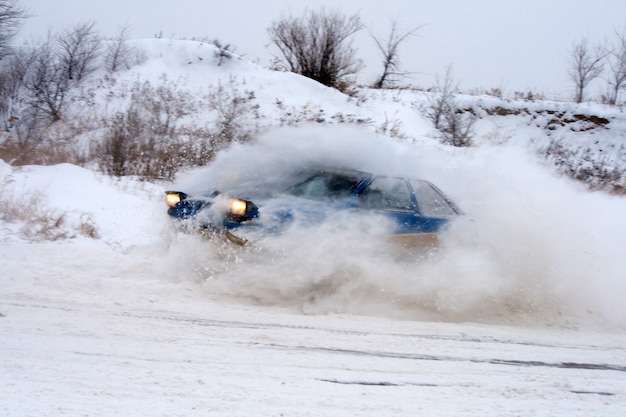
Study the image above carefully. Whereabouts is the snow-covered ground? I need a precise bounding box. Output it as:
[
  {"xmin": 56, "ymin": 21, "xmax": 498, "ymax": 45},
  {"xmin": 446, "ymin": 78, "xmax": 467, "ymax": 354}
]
[{"xmin": 2, "ymin": 39, "xmax": 626, "ymax": 416}]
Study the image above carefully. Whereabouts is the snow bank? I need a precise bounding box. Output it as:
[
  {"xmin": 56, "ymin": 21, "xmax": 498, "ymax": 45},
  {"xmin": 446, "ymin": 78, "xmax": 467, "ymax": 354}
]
[{"xmin": 0, "ymin": 162, "xmax": 166, "ymax": 249}]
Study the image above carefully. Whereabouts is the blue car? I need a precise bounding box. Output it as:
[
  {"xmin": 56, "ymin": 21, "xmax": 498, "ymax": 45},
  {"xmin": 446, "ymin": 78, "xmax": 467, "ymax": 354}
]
[{"xmin": 165, "ymin": 168, "xmax": 461, "ymax": 246}]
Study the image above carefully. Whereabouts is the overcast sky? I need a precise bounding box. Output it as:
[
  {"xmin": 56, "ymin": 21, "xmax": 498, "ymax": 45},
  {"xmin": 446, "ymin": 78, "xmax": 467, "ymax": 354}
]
[{"xmin": 17, "ymin": 0, "xmax": 626, "ymax": 99}]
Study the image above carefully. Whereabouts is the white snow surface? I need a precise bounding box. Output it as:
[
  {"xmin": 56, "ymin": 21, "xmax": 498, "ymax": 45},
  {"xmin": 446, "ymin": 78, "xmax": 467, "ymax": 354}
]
[{"xmin": 2, "ymin": 39, "xmax": 626, "ymax": 416}]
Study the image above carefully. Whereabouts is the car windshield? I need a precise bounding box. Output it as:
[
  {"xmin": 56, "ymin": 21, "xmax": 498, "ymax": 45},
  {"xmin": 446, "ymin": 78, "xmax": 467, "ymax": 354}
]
[
  {"xmin": 410, "ymin": 180, "xmax": 460, "ymax": 216},
  {"xmin": 287, "ymin": 170, "xmax": 367, "ymax": 201}
]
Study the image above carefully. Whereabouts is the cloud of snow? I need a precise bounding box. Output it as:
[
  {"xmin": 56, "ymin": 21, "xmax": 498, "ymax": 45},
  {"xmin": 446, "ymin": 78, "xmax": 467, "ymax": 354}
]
[{"xmin": 166, "ymin": 125, "xmax": 626, "ymax": 330}]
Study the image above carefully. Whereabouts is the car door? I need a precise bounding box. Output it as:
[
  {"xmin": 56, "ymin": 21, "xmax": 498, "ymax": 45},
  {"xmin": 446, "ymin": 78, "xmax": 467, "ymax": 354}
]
[{"xmin": 357, "ymin": 176, "xmax": 423, "ymax": 234}]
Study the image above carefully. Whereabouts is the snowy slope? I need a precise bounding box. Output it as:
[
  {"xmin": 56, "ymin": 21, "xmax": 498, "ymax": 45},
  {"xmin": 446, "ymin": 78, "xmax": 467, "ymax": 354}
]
[
  {"xmin": 64, "ymin": 39, "xmax": 625, "ymax": 186},
  {"xmin": 2, "ymin": 39, "xmax": 626, "ymax": 416}
]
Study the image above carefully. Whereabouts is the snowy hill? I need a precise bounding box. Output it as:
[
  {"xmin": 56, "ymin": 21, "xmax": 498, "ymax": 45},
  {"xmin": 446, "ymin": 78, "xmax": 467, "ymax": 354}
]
[
  {"xmin": 10, "ymin": 38, "xmax": 622, "ymax": 191},
  {"xmin": 2, "ymin": 39, "xmax": 626, "ymax": 416}
]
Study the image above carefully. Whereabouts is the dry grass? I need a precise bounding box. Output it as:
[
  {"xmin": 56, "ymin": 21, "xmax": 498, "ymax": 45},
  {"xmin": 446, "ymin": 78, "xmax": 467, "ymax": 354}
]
[{"xmin": 0, "ymin": 180, "xmax": 99, "ymax": 241}]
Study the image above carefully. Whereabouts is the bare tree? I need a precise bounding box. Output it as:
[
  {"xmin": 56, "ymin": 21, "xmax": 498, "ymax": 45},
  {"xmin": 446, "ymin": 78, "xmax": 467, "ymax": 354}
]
[
  {"xmin": 104, "ymin": 22, "xmax": 133, "ymax": 73},
  {"xmin": 0, "ymin": 64, "xmax": 16, "ymax": 130},
  {"xmin": 0, "ymin": 46, "xmax": 34, "ymax": 130},
  {"xmin": 370, "ymin": 21, "xmax": 422, "ymax": 88},
  {"xmin": 604, "ymin": 29, "xmax": 626, "ymax": 105},
  {"xmin": 0, "ymin": 41, "xmax": 55, "ymax": 161},
  {"xmin": 568, "ymin": 38, "xmax": 605, "ymax": 103},
  {"xmin": 0, "ymin": 0, "xmax": 27, "ymax": 59},
  {"xmin": 24, "ymin": 38, "xmax": 70, "ymax": 122},
  {"xmin": 268, "ymin": 8, "xmax": 363, "ymax": 90},
  {"xmin": 56, "ymin": 21, "xmax": 102, "ymax": 81}
]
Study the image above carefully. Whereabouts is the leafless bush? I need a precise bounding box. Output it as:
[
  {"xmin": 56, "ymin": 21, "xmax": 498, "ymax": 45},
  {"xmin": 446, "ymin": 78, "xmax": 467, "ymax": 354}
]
[
  {"xmin": 93, "ymin": 78, "xmax": 258, "ymax": 180},
  {"xmin": 97, "ymin": 78, "xmax": 198, "ymax": 176},
  {"xmin": 96, "ymin": 103, "xmax": 203, "ymax": 179},
  {"xmin": 375, "ymin": 113, "xmax": 406, "ymax": 138},
  {"xmin": 486, "ymin": 88, "xmax": 502, "ymax": 98},
  {"xmin": 268, "ymin": 8, "xmax": 363, "ymax": 90},
  {"xmin": 1, "ymin": 22, "xmax": 148, "ymax": 168},
  {"xmin": 96, "ymin": 109, "xmax": 217, "ymax": 180},
  {"xmin": 97, "ymin": 110, "xmax": 140, "ymax": 176},
  {"xmin": 3, "ymin": 22, "xmax": 102, "ymax": 130},
  {"xmin": 440, "ymin": 107, "xmax": 475, "ymax": 147},
  {"xmin": 133, "ymin": 78, "xmax": 197, "ymax": 135},
  {"xmin": 422, "ymin": 67, "xmax": 455, "ymax": 131},
  {"xmin": 513, "ymin": 90, "xmax": 545, "ymax": 101},
  {"xmin": 0, "ymin": 45, "xmax": 54, "ymax": 164},
  {"xmin": 104, "ymin": 23, "xmax": 134, "ymax": 73},
  {"xmin": 207, "ymin": 78, "xmax": 259, "ymax": 143},
  {"xmin": 93, "ymin": 79, "xmax": 196, "ymax": 179},
  {"xmin": 2, "ymin": 36, "xmax": 72, "ymax": 128},
  {"xmin": 420, "ymin": 66, "xmax": 475, "ymax": 147},
  {"xmin": 1, "ymin": 36, "xmax": 70, "ymax": 143},
  {"xmin": 210, "ymin": 39, "xmax": 236, "ymax": 66}
]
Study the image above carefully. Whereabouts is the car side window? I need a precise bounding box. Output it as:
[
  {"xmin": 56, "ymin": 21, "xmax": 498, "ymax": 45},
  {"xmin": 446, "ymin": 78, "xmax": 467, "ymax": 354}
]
[
  {"xmin": 410, "ymin": 180, "xmax": 458, "ymax": 216},
  {"xmin": 289, "ymin": 172, "xmax": 362, "ymax": 201},
  {"xmin": 359, "ymin": 177, "xmax": 413, "ymax": 211}
]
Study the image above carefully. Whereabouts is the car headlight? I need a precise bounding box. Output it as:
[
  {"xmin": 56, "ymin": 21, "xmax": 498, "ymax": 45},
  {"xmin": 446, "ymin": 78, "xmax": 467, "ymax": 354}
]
[
  {"xmin": 165, "ymin": 191, "xmax": 187, "ymax": 207},
  {"xmin": 230, "ymin": 198, "xmax": 248, "ymax": 216},
  {"xmin": 227, "ymin": 198, "xmax": 258, "ymax": 221}
]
